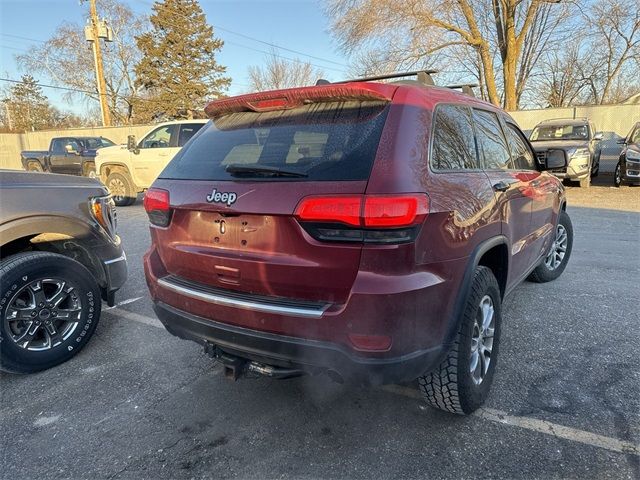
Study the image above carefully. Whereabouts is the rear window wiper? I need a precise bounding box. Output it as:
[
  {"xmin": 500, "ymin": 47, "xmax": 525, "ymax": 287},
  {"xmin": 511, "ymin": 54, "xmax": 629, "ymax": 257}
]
[{"xmin": 225, "ymin": 164, "xmax": 308, "ymax": 178}]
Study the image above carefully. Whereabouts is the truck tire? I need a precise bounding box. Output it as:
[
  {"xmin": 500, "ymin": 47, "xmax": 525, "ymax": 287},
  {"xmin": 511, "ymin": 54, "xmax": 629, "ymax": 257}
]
[
  {"xmin": 528, "ymin": 210, "xmax": 573, "ymax": 283},
  {"xmin": 418, "ymin": 266, "xmax": 502, "ymax": 415},
  {"xmin": 106, "ymin": 172, "xmax": 136, "ymax": 206},
  {"xmin": 82, "ymin": 162, "xmax": 97, "ymax": 178},
  {"xmin": 0, "ymin": 252, "xmax": 101, "ymax": 374},
  {"xmin": 26, "ymin": 161, "xmax": 44, "ymax": 172}
]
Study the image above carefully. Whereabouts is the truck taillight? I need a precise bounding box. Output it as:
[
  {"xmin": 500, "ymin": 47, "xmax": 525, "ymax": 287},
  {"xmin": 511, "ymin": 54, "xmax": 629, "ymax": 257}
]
[
  {"xmin": 294, "ymin": 194, "xmax": 429, "ymax": 244},
  {"xmin": 144, "ymin": 188, "xmax": 172, "ymax": 227}
]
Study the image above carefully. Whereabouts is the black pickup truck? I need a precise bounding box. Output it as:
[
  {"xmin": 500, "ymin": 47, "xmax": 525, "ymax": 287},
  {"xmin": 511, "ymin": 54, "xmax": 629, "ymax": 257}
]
[
  {"xmin": 0, "ymin": 170, "xmax": 127, "ymax": 373},
  {"xmin": 21, "ymin": 136, "xmax": 116, "ymax": 177}
]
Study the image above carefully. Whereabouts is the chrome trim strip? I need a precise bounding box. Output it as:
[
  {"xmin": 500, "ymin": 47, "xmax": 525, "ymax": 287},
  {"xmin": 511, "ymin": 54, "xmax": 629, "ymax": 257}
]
[{"xmin": 157, "ymin": 277, "xmax": 327, "ymax": 318}]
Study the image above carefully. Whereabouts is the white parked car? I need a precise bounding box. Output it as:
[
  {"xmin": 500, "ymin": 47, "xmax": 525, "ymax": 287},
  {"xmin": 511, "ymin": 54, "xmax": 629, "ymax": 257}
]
[{"xmin": 96, "ymin": 120, "xmax": 208, "ymax": 206}]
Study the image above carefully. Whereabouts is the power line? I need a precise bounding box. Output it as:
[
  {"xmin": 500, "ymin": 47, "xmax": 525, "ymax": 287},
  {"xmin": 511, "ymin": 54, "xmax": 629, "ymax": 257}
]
[
  {"xmin": 224, "ymin": 39, "xmax": 345, "ymax": 74},
  {"xmin": 0, "ymin": 33, "xmax": 47, "ymax": 44},
  {"xmin": 0, "ymin": 77, "xmax": 97, "ymax": 95},
  {"xmin": 132, "ymin": 0, "xmax": 349, "ymax": 70}
]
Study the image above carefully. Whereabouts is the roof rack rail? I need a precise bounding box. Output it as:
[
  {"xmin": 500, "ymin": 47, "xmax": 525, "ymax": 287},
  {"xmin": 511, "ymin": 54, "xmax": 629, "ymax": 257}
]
[
  {"xmin": 444, "ymin": 83, "xmax": 478, "ymax": 97},
  {"xmin": 316, "ymin": 70, "xmax": 438, "ymax": 87}
]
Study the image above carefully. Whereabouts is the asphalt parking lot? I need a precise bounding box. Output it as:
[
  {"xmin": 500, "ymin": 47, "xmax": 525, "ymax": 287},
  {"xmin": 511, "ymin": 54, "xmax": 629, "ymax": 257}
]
[{"xmin": 1, "ymin": 182, "xmax": 639, "ymax": 479}]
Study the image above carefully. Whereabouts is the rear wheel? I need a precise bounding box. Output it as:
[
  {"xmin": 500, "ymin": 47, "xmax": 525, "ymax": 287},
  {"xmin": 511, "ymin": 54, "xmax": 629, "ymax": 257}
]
[
  {"xmin": 528, "ymin": 210, "xmax": 573, "ymax": 283},
  {"xmin": 591, "ymin": 155, "xmax": 600, "ymax": 178},
  {"xmin": 614, "ymin": 163, "xmax": 622, "ymax": 187},
  {"xmin": 26, "ymin": 161, "xmax": 44, "ymax": 172},
  {"xmin": 106, "ymin": 172, "xmax": 136, "ymax": 206},
  {"xmin": 418, "ymin": 266, "xmax": 502, "ymax": 415},
  {"xmin": 0, "ymin": 252, "xmax": 101, "ymax": 374}
]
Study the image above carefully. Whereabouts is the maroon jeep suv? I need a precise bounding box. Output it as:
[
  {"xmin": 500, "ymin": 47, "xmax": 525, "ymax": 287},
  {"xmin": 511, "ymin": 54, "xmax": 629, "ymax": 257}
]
[{"xmin": 143, "ymin": 72, "xmax": 572, "ymax": 415}]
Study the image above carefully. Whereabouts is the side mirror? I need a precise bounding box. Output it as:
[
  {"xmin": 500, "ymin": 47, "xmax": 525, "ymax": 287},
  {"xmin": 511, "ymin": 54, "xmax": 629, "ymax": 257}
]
[
  {"xmin": 544, "ymin": 149, "xmax": 566, "ymax": 170},
  {"xmin": 64, "ymin": 144, "xmax": 76, "ymax": 154},
  {"xmin": 617, "ymin": 138, "xmax": 627, "ymax": 145},
  {"xmin": 593, "ymin": 132, "xmax": 603, "ymax": 141},
  {"xmin": 127, "ymin": 135, "xmax": 139, "ymax": 153}
]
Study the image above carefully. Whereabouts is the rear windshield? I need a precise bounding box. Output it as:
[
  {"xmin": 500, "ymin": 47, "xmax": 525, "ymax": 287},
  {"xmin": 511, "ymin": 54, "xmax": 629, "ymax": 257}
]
[
  {"xmin": 530, "ymin": 124, "xmax": 589, "ymax": 141},
  {"xmin": 79, "ymin": 137, "xmax": 116, "ymax": 149},
  {"xmin": 160, "ymin": 101, "xmax": 390, "ymax": 181}
]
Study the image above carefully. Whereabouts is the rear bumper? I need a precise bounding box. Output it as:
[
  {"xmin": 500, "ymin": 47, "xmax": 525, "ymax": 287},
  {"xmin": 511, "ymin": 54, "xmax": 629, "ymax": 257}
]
[{"xmin": 153, "ymin": 301, "xmax": 446, "ymax": 385}]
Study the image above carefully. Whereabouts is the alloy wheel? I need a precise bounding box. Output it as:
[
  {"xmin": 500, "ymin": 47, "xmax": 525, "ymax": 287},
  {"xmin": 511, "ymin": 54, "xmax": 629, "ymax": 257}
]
[
  {"xmin": 545, "ymin": 224, "xmax": 568, "ymax": 271},
  {"xmin": 108, "ymin": 178, "xmax": 126, "ymax": 203},
  {"xmin": 4, "ymin": 278, "xmax": 82, "ymax": 351},
  {"xmin": 469, "ymin": 295, "xmax": 495, "ymax": 385}
]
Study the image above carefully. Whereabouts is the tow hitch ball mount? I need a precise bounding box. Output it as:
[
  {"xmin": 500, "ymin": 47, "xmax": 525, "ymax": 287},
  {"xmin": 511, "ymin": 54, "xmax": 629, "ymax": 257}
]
[{"xmin": 203, "ymin": 343, "xmax": 305, "ymax": 380}]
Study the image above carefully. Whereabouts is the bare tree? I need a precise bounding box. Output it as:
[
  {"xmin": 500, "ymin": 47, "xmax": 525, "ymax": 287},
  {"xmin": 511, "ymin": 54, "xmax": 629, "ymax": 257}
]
[
  {"xmin": 325, "ymin": 0, "xmax": 569, "ymax": 110},
  {"xmin": 17, "ymin": 0, "xmax": 147, "ymax": 124},
  {"xmin": 580, "ymin": 0, "xmax": 640, "ymax": 104},
  {"xmin": 533, "ymin": 45, "xmax": 588, "ymax": 107},
  {"xmin": 247, "ymin": 49, "xmax": 324, "ymax": 92}
]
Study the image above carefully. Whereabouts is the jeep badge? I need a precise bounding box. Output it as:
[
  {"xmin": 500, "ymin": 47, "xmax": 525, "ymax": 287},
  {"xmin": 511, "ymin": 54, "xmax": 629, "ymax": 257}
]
[{"xmin": 206, "ymin": 188, "xmax": 237, "ymax": 206}]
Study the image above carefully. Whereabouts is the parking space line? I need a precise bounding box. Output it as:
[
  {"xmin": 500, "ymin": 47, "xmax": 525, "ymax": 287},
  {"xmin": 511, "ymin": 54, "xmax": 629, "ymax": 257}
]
[
  {"xmin": 381, "ymin": 385, "xmax": 639, "ymax": 456},
  {"xmin": 104, "ymin": 297, "xmax": 142, "ymax": 310},
  {"xmin": 101, "ymin": 309, "xmax": 639, "ymax": 457},
  {"xmin": 477, "ymin": 408, "xmax": 639, "ymax": 456},
  {"xmin": 104, "ymin": 307, "xmax": 163, "ymax": 329}
]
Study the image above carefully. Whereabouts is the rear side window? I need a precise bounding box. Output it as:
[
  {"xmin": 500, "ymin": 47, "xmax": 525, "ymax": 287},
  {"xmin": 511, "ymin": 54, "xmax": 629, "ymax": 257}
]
[
  {"xmin": 473, "ymin": 109, "xmax": 512, "ymax": 170},
  {"xmin": 178, "ymin": 124, "xmax": 205, "ymax": 147},
  {"xmin": 504, "ymin": 123, "xmax": 536, "ymax": 170},
  {"xmin": 160, "ymin": 101, "xmax": 390, "ymax": 181},
  {"xmin": 51, "ymin": 139, "xmax": 66, "ymax": 154},
  {"xmin": 431, "ymin": 104, "xmax": 478, "ymax": 170}
]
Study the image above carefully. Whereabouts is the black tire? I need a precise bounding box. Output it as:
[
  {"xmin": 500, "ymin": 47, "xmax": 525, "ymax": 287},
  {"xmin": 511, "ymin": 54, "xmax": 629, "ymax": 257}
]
[
  {"xmin": 590, "ymin": 154, "xmax": 600, "ymax": 178},
  {"xmin": 418, "ymin": 266, "xmax": 502, "ymax": 415},
  {"xmin": 528, "ymin": 210, "xmax": 573, "ymax": 283},
  {"xmin": 82, "ymin": 161, "xmax": 97, "ymax": 178},
  {"xmin": 106, "ymin": 172, "xmax": 136, "ymax": 206},
  {"xmin": 614, "ymin": 163, "xmax": 622, "ymax": 187},
  {"xmin": 26, "ymin": 161, "xmax": 44, "ymax": 172},
  {"xmin": 0, "ymin": 252, "xmax": 101, "ymax": 374}
]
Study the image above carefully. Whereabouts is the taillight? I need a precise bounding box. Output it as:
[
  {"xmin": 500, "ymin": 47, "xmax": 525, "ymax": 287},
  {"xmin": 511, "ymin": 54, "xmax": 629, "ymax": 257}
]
[
  {"xmin": 295, "ymin": 196, "xmax": 362, "ymax": 227},
  {"xmin": 294, "ymin": 194, "xmax": 429, "ymax": 244},
  {"xmin": 144, "ymin": 188, "xmax": 172, "ymax": 227}
]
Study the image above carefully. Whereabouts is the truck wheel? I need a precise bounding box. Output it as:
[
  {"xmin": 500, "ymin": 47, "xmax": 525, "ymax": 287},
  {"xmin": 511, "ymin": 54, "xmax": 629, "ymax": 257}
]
[
  {"xmin": 0, "ymin": 252, "xmax": 101, "ymax": 374},
  {"xmin": 579, "ymin": 176, "xmax": 591, "ymax": 188},
  {"xmin": 106, "ymin": 172, "xmax": 136, "ymax": 206},
  {"xmin": 590, "ymin": 156, "xmax": 599, "ymax": 178},
  {"xmin": 26, "ymin": 161, "xmax": 44, "ymax": 172},
  {"xmin": 614, "ymin": 163, "xmax": 622, "ymax": 187},
  {"xmin": 418, "ymin": 266, "xmax": 502, "ymax": 415},
  {"xmin": 528, "ymin": 210, "xmax": 573, "ymax": 283}
]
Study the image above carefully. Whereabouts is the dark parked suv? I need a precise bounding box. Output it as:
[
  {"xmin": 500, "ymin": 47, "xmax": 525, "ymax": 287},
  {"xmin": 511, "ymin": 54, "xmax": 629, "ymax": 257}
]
[
  {"xmin": 614, "ymin": 122, "xmax": 640, "ymax": 186},
  {"xmin": 143, "ymin": 72, "xmax": 572, "ymax": 415}
]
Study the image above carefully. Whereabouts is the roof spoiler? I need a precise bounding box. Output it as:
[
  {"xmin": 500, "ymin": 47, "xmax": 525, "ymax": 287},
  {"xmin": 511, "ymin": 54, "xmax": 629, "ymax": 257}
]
[{"xmin": 204, "ymin": 85, "xmax": 393, "ymax": 118}]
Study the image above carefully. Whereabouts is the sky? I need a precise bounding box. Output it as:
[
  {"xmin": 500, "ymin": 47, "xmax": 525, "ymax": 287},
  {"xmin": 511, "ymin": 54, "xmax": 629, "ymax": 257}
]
[{"xmin": 0, "ymin": 0, "xmax": 351, "ymax": 114}]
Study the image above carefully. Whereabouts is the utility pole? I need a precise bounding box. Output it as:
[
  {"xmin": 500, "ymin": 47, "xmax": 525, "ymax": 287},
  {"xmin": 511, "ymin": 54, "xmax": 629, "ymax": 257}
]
[
  {"xmin": 2, "ymin": 99, "xmax": 13, "ymax": 130},
  {"xmin": 85, "ymin": 0, "xmax": 112, "ymax": 126}
]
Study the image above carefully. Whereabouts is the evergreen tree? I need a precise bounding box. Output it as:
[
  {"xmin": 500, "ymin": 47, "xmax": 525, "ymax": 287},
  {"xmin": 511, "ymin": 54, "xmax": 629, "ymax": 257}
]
[
  {"xmin": 134, "ymin": 0, "xmax": 230, "ymax": 119},
  {"xmin": 6, "ymin": 75, "xmax": 56, "ymax": 131}
]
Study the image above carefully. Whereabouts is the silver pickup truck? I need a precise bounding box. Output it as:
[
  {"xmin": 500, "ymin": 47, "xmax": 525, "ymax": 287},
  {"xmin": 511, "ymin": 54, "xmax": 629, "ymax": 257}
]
[{"xmin": 0, "ymin": 170, "xmax": 127, "ymax": 373}]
